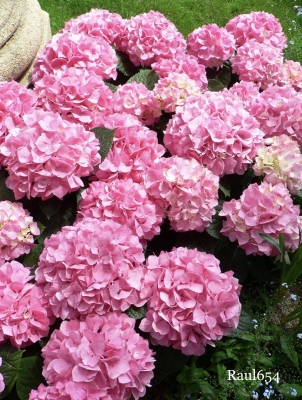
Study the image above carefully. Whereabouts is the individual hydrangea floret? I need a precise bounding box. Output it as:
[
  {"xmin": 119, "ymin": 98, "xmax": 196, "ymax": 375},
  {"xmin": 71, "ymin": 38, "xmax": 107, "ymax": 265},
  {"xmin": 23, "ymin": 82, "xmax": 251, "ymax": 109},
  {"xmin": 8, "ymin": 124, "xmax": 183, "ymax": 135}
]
[
  {"xmin": 230, "ymin": 41, "xmax": 284, "ymax": 89},
  {"xmin": 94, "ymin": 113, "xmax": 165, "ymax": 183},
  {"xmin": 139, "ymin": 247, "xmax": 241, "ymax": 355},
  {"xmin": 40, "ymin": 313, "xmax": 155, "ymax": 400},
  {"xmin": 35, "ymin": 218, "xmax": 146, "ymax": 320},
  {"xmin": 220, "ymin": 181, "xmax": 302, "ymax": 256},
  {"xmin": 164, "ymin": 91, "xmax": 264, "ymax": 176},
  {"xmin": 144, "ymin": 156, "xmax": 219, "ymax": 232},
  {"xmin": 0, "ymin": 201, "xmax": 40, "ymax": 263},
  {"xmin": 114, "ymin": 10, "xmax": 186, "ymax": 66},
  {"xmin": 0, "ymin": 358, "xmax": 4, "ymax": 394},
  {"xmin": 113, "ymin": 82, "xmax": 162, "ymax": 126},
  {"xmin": 151, "ymin": 53, "xmax": 208, "ymax": 90},
  {"xmin": 225, "ymin": 11, "xmax": 287, "ymax": 50},
  {"xmin": 1, "ymin": 109, "xmax": 101, "ymax": 200},
  {"xmin": 187, "ymin": 23, "xmax": 236, "ymax": 68},
  {"xmin": 0, "ymin": 261, "xmax": 51, "ymax": 348},
  {"xmin": 153, "ymin": 72, "xmax": 201, "ymax": 113},
  {"xmin": 77, "ymin": 178, "xmax": 164, "ymax": 244},
  {"xmin": 253, "ymin": 134, "xmax": 302, "ymax": 194},
  {"xmin": 278, "ymin": 59, "xmax": 302, "ymax": 91}
]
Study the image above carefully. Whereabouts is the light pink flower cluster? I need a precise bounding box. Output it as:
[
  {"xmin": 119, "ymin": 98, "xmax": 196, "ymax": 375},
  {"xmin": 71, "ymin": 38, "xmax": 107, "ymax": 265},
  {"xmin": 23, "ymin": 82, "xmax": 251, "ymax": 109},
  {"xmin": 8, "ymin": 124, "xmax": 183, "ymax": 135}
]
[
  {"xmin": 0, "ymin": 201, "xmax": 40, "ymax": 263},
  {"xmin": 0, "ymin": 261, "xmax": 50, "ymax": 348},
  {"xmin": 115, "ymin": 10, "xmax": 186, "ymax": 66},
  {"xmin": 220, "ymin": 181, "xmax": 302, "ymax": 256},
  {"xmin": 187, "ymin": 23, "xmax": 236, "ymax": 69},
  {"xmin": 0, "ymin": 358, "xmax": 4, "ymax": 394},
  {"xmin": 113, "ymin": 82, "xmax": 161, "ymax": 125},
  {"xmin": 248, "ymin": 85, "xmax": 302, "ymax": 147},
  {"xmin": 39, "ymin": 313, "xmax": 155, "ymax": 400},
  {"xmin": 253, "ymin": 135, "xmax": 302, "ymax": 195},
  {"xmin": 77, "ymin": 179, "xmax": 164, "ymax": 243},
  {"xmin": 230, "ymin": 41, "xmax": 284, "ymax": 89},
  {"xmin": 35, "ymin": 218, "xmax": 146, "ymax": 320},
  {"xmin": 1, "ymin": 109, "xmax": 101, "ymax": 200},
  {"xmin": 278, "ymin": 59, "xmax": 302, "ymax": 91},
  {"xmin": 95, "ymin": 113, "xmax": 165, "ymax": 183},
  {"xmin": 151, "ymin": 53, "xmax": 208, "ymax": 90},
  {"xmin": 29, "ymin": 382, "xmax": 69, "ymax": 400},
  {"xmin": 153, "ymin": 72, "xmax": 201, "ymax": 113},
  {"xmin": 225, "ymin": 11, "xmax": 287, "ymax": 49},
  {"xmin": 164, "ymin": 91, "xmax": 264, "ymax": 176},
  {"xmin": 144, "ymin": 156, "xmax": 219, "ymax": 232},
  {"xmin": 139, "ymin": 247, "xmax": 241, "ymax": 356},
  {"xmin": 223, "ymin": 81, "xmax": 260, "ymax": 107}
]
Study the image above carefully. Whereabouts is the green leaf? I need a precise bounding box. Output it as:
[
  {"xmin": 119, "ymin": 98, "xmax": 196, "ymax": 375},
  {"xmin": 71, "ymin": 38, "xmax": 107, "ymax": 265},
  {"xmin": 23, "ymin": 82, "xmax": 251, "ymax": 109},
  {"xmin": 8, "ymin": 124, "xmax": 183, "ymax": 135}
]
[
  {"xmin": 217, "ymin": 363, "xmax": 229, "ymax": 387},
  {"xmin": 283, "ymin": 244, "xmax": 302, "ymax": 285},
  {"xmin": 16, "ymin": 356, "xmax": 44, "ymax": 400},
  {"xmin": 0, "ymin": 346, "xmax": 25, "ymax": 399},
  {"xmin": 256, "ymin": 355, "xmax": 273, "ymax": 367},
  {"xmin": 206, "ymin": 213, "xmax": 223, "ymax": 240},
  {"xmin": 22, "ymin": 243, "xmax": 44, "ymax": 268},
  {"xmin": 125, "ymin": 305, "xmax": 146, "ymax": 320},
  {"xmin": 208, "ymin": 64, "xmax": 232, "ymax": 92},
  {"xmin": 198, "ymin": 381, "xmax": 219, "ymax": 400},
  {"xmin": 91, "ymin": 127, "xmax": 115, "ymax": 162},
  {"xmin": 127, "ymin": 69, "xmax": 159, "ymax": 90},
  {"xmin": 0, "ymin": 169, "xmax": 15, "ymax": 202},
  {"xmin": 278, "ymin": 383, "xmax": 302, "ymax": 398},
  {"xmin": 177, "ymin": 366, "xmax": 209, "ymax": 384},
  {"xmin": 229, "ymin": 307, "xmax": 257, "ymax": 337},
  {"xmin": 280, "ymin": 335, "xmax": 299, "ymax": 369},
  {"xmin": 116, "ymin": 50, "xmax": 140, "ymax": 77},
  {"xmin": 104, "ymin": 81, "xmax": 117, "ymax": 93},
  {"xmin": 219, "ymin": 184, "xmax": 231, "ymax": 197},
  {"xmin": 38, "ymin": 197, "xmax": 61, "ymax": 220},
  {"xmin": 258, "ymin": 233, "xmax": 281, "ymax": 253}
]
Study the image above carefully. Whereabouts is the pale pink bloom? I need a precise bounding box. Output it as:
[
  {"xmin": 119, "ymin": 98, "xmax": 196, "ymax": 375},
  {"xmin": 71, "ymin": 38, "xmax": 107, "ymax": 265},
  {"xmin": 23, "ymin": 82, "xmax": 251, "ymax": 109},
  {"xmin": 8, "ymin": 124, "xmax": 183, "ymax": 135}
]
[
  {"xmin": 230, "ymin": 41, "xmax": 284, "ymax": 89},
  {"xmin": 113, "ymin": 82, "xmax": 162, "ymax": 126},
  {"xmin": 144, "ymin": 156, "xmax": 219, "ymax": 232},
  {"xmin": 94, "ymin": 113, "xmax": 165, "ymax": 183},
  {"xmin": 115, "ymin": 10, "xmax": 186, "ymax": 66},
  {"xmin": 187, "ymin": 23, "xmax": 236, "ymax": 68},
  {"xmin": 29, "ymin": 382, "xmax": 70, "ymax": 400},
  {"xmin": 151, "ymin": 53, "xmax": 208, "ymax": 90},
  {"xmin": 35, "ymin": 218, "xmax": 146, "ymax": 319},
  {"xmin": 253, "ymin": 135, "xmax": 302, "ymax": 195},
  {"xmin": 0, "ymin": 201, "xmax": 39, "ymax": 263},
  {"xmin": 164, "ymin": 91, "xmax": 264, "ymax": 176},
  {"xmin": 223, "ymin": 81, "xmax": 260, "ymax": 108},
  {"xmin": 220, "ymin": 181, "xmax": 302, "ymax": 256},
  {"xmin": 225, "ymin": 11, "xmax": 287, "ymax": 49},
  {"xmin": 278, "ymin": 59, "xmax": 302, "ymax": 92},
  {"xmin": 139, "ymin": 247, "xmax": 241, "ymax": 356},
  {"xmin": 153, "ymin": 72, "xmax": 201, "ymax": 113},
  {"xmin": 1, "ymin": 109, "xmax": 101, "ymax": 200},
  {"xmin": 0, "ymin": 358, "xmax": 4, "ymax": 394},
  {"xmin": 41, "ymin": 313, "xmax": 155, "ymax": 400}
]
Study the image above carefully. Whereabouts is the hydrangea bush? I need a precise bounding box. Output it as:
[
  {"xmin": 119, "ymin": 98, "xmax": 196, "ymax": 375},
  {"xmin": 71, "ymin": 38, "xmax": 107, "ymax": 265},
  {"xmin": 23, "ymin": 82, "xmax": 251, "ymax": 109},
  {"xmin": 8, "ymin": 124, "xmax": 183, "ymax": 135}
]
[{"xmin": 0, "ymin": 8, "xmax": 301, "ymax": 400}]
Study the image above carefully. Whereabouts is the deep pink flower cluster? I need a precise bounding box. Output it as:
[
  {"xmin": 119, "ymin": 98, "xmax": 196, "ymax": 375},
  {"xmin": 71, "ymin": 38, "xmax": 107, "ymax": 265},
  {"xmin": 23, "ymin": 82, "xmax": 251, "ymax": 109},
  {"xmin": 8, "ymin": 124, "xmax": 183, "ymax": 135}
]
[
  {"xmin": 253, "ymin": 135, "xmax": 302, "ymax": 195},
  {"xmin": 278, "ymin": 59, "xmax": 302, "ymax": 91},
  {"xmin": 187, "ymin": 23, "xmax": 236, "ymax": 68},
  {"xmin": 225, "ymin": 11, "xmax": 286, "ymax": 49},
  {"xmin": 164, "ymin": 91, "xmax": 264, "ymax": 176},
  {"xmin": 139, "ymin": 247, "xmax": 241, "ymax": 356},
  {"xmin": 0, "ymin": 261, "xmax": 50, "ymax": 348},
  {"xmin": 144, "ymin": 156, "xmax": 219, "ymax": 232},
  {"xmin": 0, "ymin": 201, "xmax": 40, "ymax": 263},
  {"xmin": 151, "ymin": 53, "xmax": 208, "ymax": 90},
  {"xmin": 220, "ymin": 181, "xmax": 302, "ymax": 256},
  {"xmin": 113, "ymin": 82, "xmax": 161, "ymax": 126},
  {"xmin": 77, "ymin": 179, "xmax": 164, "ymax": 243},
  {"xmin": 0, "ymin": 358, "xmax": 4, "ymax": 394},
  {"xmin": 39, "ymin": 313, "xmax": 155, "ymax": 400},
  {"xmin": 1, "ymin": 109, "xmax": 101, "ymax": 200},
  {"xmin": 35, "ymin": 218, "xmax": 146, "ymax": 320},
  {"xmin": 95, "ymin": 113, "xmax": 165, "ymax": 183},
  {"xmin": 115, "ymin": 10, "xmax": 186, "ymax": 66}
]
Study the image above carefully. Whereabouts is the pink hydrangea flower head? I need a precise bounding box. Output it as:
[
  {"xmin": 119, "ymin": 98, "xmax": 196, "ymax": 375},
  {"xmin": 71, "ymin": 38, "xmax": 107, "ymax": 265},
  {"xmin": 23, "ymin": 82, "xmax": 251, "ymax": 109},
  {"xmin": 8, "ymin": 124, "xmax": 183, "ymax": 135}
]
[
  {"xmin": 1, "ymin": 109, "xmax": 101, "ymax": 200},
  {"xmin": 0, "ymin": 357, "xmax": 4, "ymax": 394},
  {"xmin": 223, "ymin": 81, "xmax": 260, "ymax": 107},
  {"xmin": 144, "ymin": 156, "xmax": 219, "ymax": 232},
  {"xmin": 139, "ymin": 247, "xmax": 241, "ymax": 355},
  {"xmin": 0, "ymin": 201, "xmax": 40, "ymax": 262},
  {"xmin": 41, "ymin": 312, "xmax": 155, "ymax": 400},
  {"xmin": 225, "ymin": 11, "xmax": 287, "ymax": 49},
  {"xmin": 278, "ymin": 59, "xmax": 302, "ymax": 91},
  {"xmin": 77, "ymin": 178, "xmax": 164, "ymax": 244},
  {"xmin": 253, "ymin": 134, "xmax": 302, "ymax": 194},
  {"xmin": 153, "ymin": 72, "xmax": 201, "ymax": 113},
  {"xmin": 187, "ymin": 23, "xmax": 236, "ymax": 68},
  {"xmin": 114, "ymin": 10, "xmax": 186, "ymax": 66},
  {"xmin": 94, "ymin": 113, "xmax": 165, "ymax": 183},
  {"xmin": 29, "ymin": 382, "xmax": 70, "ymax": 400},
  {"xmin": 151, "ymin": 53, "xmax": 208, "ymax": 90},
  {"xmin": 113, "ymin": 82, "xmax": 162, "ymax": 126},
  {"xmin": 0, "ymin": 261, "xmax": 51, "ymax": 348},
  {"xmin": 164, "ymin": 91, "xmax": 264, "ymax": 176},
  {"xmin": 230, "ymin": 40, "xmax": 284, "ymax": 89},
  {"xmin": 35, "ymin": 218, "xmax": 146, "ymax": 320},
  {"xmin": 220, "ymin": 181, "xmax": 302, "ymax": 256},
  {"xmin": 248, "ymin": 85, "xmax": 302, "ymax": 147}
]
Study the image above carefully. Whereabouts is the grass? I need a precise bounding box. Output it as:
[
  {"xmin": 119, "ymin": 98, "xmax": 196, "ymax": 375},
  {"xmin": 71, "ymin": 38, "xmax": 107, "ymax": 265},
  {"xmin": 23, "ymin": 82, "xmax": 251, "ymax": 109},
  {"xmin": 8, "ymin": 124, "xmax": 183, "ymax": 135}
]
[{"xmin": 38, "ymin": 0, "xmax": 302, "ymax": 62}]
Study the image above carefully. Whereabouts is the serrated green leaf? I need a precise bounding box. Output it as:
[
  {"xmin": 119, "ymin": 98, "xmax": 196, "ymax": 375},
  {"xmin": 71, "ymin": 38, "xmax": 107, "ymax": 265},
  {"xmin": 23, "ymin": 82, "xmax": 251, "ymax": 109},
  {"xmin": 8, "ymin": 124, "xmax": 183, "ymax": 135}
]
[
  {"xmin": 280, "ymin": 335, "xmax": 299, "ymax": 369},
  {"xmin": 198, "ymin": 381, "xmax": 219, "ymax": 400},
  {"xmin": 208, "ymin": 64, "xmax": 232, "ymax": 92},
  {"xmin": 206, "ymin": 213, "xmax": 223, "ymax": 239},
  {"xmin": 91, "ymin": 127, "xmax": 115, "ymax": 162},
  {"xmin": 38, "ymin": 197, "xmax": 61, "ymax": 220},
  {"xmin": 104, "ymin": 81, "xmax": 117, "ymax": 93},
  {"xmin": 125, "ymin": 305, "xmax": 146, "ymax": 320},
  {"xmin": 256, "ymin": 355, "xmax": 273, "ymax": 367},
  {"xmin": 16, "ymin": 356, "xmax": 44, "ymax": 400},
  {"xmin": 229, "ymin": 307, "xmax": 257, "ymax": 337},
  {"xmin": 22, "ymin": 243, "xmax": 44, "ymax": 268},
  {"xmin": 0, "ymin": 169, "xmax": 15, "ymax": 202},
  {"xmin": 116, "ymin": 50, "xmax": 140, "ymax": 77},
  {"xmin": 217, "ymin": 363, "xmax": 228, "ymax": 387},
  {"xmin": 0, "ymin": 346, "xmax": 25, "ymax": 399},
  {"xmin": 177, "ymin": 366, "xmax": 210, "ymax": 384},
  {"xmin": 127, "ymin": 69, "xmax": 159, "ymax": 90}
]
